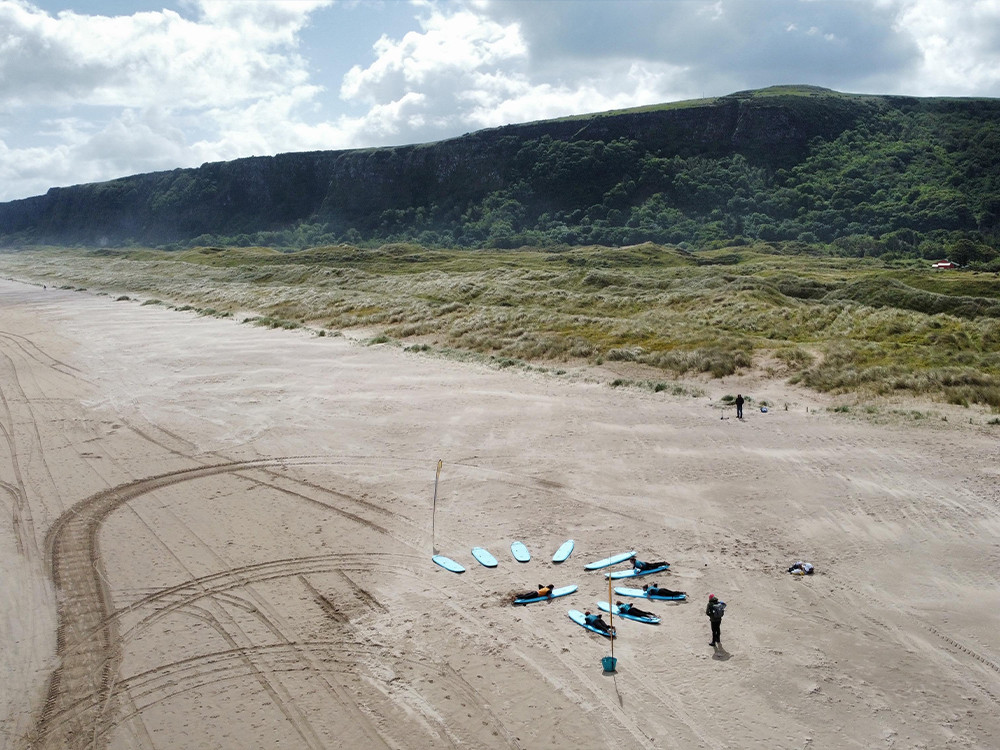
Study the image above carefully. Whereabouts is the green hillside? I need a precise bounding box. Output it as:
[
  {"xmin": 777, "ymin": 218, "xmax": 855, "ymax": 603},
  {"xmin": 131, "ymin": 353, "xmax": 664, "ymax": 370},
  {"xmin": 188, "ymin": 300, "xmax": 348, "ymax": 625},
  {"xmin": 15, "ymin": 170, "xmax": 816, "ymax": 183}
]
[{"xmin": 2, "ymin": 85, "xmax": 999, "ymax": 267}]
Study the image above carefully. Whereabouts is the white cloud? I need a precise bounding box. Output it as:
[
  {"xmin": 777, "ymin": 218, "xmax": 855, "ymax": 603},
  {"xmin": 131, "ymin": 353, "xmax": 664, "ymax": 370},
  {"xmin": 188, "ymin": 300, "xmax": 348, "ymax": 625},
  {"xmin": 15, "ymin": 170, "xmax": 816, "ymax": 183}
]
[
  {"xmin": 3, "ymin": 0, "xmax": 1000, "ymax": 204},
  {"xmin": 458, "ymin": 61, "xmax": 688, "ymax": 128},
  {"xmin": 0, "ymin": 0, "xmax": 338, "ymax": 200},
  {"xmin": 339, "ymin": 3, "xmax": 686, "ymax": 138},
  {"xmin": 341, "ymin": 7, "xmax": 527, "ymax": 103},
  {"xmin": 889, "ymin": 0, "xmax": 1000, "ymax": 95},
  {"xmin": 0, "ymin": 0, "xmax": 329, "ymax": 109},
  {"xmin": 194, "ymin": 0, "xmax": 331, "ymax": 44}
]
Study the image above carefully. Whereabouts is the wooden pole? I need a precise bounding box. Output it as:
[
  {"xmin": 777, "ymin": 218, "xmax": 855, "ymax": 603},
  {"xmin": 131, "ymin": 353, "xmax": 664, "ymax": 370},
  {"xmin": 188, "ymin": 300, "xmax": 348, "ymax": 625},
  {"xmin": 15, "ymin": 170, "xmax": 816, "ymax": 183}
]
[
  {"xmin": 431, "ymin": 459, "xmax": 442, "ymax": 554},
  {"xmin": 608, "ymin": 575, "xmax": 615, "ymax": 659}
]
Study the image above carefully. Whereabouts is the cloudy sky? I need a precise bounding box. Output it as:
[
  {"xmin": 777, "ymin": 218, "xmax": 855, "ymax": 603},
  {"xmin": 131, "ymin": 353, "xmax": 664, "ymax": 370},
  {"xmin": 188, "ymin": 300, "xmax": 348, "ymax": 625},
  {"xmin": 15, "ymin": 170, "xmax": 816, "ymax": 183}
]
[{"xmin": 2, "ymin": 0, "xmax": 999, "ymax": 202}]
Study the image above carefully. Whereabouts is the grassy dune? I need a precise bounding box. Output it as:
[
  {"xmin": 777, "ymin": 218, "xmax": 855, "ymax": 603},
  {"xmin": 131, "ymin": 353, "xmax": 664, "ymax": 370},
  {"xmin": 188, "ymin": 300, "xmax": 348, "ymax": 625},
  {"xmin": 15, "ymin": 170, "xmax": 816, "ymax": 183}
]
[{"xmin": 2, "ymin": 243, "xmax": 999, "ymax": 409}]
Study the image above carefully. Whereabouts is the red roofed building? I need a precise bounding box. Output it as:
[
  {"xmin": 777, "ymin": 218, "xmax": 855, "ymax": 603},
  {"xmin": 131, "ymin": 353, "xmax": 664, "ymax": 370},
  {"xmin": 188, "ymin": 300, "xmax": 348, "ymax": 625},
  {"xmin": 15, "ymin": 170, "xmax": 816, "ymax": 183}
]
[{"xmin": 931, "ymin": 260, "xmax": 959, "ymax": 269}]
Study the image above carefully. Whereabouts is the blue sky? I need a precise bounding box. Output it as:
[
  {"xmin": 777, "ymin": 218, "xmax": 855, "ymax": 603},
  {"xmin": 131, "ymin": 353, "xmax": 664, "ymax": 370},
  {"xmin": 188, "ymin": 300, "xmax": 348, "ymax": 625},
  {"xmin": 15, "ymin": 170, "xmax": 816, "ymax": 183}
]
[{"xmin": 2, "ymin": 0, "xmax": 1000, "ymax": 202}]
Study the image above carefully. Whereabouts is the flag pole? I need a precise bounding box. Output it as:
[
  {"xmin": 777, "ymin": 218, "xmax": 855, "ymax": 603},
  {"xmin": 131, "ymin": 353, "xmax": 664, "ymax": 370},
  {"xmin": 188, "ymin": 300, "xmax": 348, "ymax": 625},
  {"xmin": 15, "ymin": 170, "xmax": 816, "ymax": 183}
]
[
  {"xmin": 431, "ymin": 459, "xmax": 443, "ymax": 554},
  {"xmin": 608, "ymin": 575, "xmax": 615, "ymax": 662}
]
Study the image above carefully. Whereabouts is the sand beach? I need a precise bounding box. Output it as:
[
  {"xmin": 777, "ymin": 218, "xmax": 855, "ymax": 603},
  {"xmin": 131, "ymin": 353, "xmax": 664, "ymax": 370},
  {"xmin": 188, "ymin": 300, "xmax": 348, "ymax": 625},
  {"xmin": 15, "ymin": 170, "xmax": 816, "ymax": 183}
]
[{"xmin": 1, "ymin": 277, "xmax": 998, "ymax": 749}]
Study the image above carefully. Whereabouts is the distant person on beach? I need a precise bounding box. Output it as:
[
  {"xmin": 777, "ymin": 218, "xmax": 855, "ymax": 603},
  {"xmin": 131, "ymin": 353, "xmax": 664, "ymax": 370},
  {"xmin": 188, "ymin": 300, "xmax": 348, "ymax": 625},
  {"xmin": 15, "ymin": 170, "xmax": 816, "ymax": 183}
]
[
  {"xmin": 584, "ymin": 610, "xmax": 616, "ymax": 635},
  {"xmin": 735, "ymin": 394, "xmax": 745, "ymax": 419},
  {"xmin": 644, "ymin": 583, "xmax": 686, "ymax": 598},
  {"xmin": 615, "ymin": 601, "xmax": 656, "ymax": 619},
  {"xmin": 517, "ymin": 583, "xmax": 554, "ymax": 600},
  {"xmin": 706, "ymin": 594, "xmax": 726, "ymax": 647},
  {"xmin": 787, "ymin": 561, "xmax": 815, "ymax": 575},
  {"xmin": 629, "ymin": 555, "xmax": 669, "ymax": 572}
]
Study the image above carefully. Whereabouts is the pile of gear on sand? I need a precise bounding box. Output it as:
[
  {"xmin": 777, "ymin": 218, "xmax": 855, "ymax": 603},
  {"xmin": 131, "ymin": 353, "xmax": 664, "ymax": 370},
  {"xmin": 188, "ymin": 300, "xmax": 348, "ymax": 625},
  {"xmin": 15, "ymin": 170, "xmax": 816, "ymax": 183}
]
[{"xmin": 787, "ymin": 561, "xmax": 815, "ymax": 576}]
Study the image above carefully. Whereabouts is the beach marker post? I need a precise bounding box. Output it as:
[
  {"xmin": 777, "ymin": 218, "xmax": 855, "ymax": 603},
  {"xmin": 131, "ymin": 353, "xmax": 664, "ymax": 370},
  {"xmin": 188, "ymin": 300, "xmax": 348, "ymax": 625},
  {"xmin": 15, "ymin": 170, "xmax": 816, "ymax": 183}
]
[{"xmin": 431, "ymin": 459, "xmax": 443, "ymax": 554}]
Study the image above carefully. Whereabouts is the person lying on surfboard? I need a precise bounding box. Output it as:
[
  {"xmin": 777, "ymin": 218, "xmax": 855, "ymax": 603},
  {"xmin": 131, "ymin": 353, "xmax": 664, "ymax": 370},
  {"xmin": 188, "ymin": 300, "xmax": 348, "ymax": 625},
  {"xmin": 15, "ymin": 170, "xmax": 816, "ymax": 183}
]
[
  {"xmin": 516, "ymin": 583, "xmax": 554, "ymax": 600},
  {"xmin": 643, "ymin": 583, "xmax": 686, "ymax": 597},
  {"xmin": 629, "ymin": 556, "xmax": 669, "ymax": 572},
  {"xmin": 584, "ymin": 611, "xmax": 616, "ymax": 636},
  {"xmin": 615, "ymin": 601, "xmax": 656, "ymax": 619}
]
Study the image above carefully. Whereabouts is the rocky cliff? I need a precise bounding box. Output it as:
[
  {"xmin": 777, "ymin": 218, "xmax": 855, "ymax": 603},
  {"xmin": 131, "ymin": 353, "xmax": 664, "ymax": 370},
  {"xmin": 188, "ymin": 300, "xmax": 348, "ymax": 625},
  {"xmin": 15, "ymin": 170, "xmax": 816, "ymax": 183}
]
[{"xmin": 2, "ymin": 86, "xmax": 996, "ymax": 253}]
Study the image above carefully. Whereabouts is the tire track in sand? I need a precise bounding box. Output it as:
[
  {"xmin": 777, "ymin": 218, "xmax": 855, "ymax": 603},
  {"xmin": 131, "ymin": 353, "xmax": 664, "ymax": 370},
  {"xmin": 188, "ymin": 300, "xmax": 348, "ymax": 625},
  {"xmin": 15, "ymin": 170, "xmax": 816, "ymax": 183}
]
[{"xmin": 34, "ymin": 457, "xmax": 330, "ymax": 750}]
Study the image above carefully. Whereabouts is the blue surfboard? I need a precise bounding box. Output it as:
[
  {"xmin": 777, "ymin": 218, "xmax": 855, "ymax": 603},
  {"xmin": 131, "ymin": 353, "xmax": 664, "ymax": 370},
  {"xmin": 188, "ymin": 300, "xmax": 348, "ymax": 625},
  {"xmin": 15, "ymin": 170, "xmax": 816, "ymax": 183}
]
[
  {"xmin": 605, "ymin": 564, "xmax": 670, "ymax": 580},
  {"xmin": 432, "ymin": 555, "xmax": 465, "ymax": 573},
  {"xmin": 598, "ymin": 601, "xmax": 660, "ymax": 624},
  {"xmin": 513, "ymin": 584, "xmax": 577, "ymax": 605},
  {"xmin": 568, "ymin": 609, "xmax": 616, "ymax": 639},
  {"xmin": 511, "ymin": 541, "xmax": 530, "ymax": 562},
  {"xmin": 552, "ymin": 539, "xmax": 574, "ymax": 563},
  {"xmin": 584, "ymin": 550, "xmax": 636, "ymax": 570},
  {"xmin": 471, "ymin": 547, "xmax": 498, "ymax": 567},
  {"xmin": 614, "ymin": 586, "xmax": 686, "ymax": 601}
]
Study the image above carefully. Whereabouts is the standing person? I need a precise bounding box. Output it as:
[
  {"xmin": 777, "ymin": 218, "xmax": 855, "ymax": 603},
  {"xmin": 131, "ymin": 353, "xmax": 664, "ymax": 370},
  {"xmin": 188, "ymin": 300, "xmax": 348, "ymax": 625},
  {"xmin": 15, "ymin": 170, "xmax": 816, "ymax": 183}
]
[
  {"xmin": 735, "ymin": 394, "xmax": 745, "ymax": 419},
  {"xmin": 706, "ymin": 594, "xmax": 726, "ymax": 647}
]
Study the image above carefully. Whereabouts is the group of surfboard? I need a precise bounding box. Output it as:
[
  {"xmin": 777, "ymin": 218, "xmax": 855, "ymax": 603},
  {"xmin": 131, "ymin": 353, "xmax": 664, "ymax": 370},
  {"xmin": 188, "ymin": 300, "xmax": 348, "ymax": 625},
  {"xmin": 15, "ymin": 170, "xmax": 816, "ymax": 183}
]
[
  {"xmin": 567, "ymin": 550, "xmax": 684, "ymax": 637},
  {"xmin": 432, "ymin": 545, "xmax": 684, "ymax": 639}
]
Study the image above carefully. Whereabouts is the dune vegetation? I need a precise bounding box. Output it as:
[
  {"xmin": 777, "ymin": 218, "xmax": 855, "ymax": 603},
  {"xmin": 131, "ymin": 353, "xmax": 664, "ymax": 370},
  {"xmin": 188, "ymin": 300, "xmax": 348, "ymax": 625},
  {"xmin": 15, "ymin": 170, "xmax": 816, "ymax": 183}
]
[{"xmin": 3, "ymin": 242, "xmax": 998, "ymax": 410}]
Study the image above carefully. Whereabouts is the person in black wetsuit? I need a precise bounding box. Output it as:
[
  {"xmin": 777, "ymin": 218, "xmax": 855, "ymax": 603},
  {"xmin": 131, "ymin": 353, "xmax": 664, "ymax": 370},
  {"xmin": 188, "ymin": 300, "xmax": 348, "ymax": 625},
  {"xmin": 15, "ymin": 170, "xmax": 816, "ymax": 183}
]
[
  {"xmin": 615, "ymin": 601, "xmax": 655, "ymax": 619},
  {"xmin": 629, "ymin": 556, "xmax": 669, "ymax": 572},
  {"xmin": 706, "ymin": 593, "xmax": 726, "ymax": 646},
  {"xmin": 583, "ymin": 610, "xmax": 616, "ymax": 635},
  {"xmin": 643, "ymin": 582, "xmax": 686, "ymax": 598},
  {"xmin": 735, "ymin": 394, "xmax": 745, "ymax": 419},
  {"xmin": 516, "ymin": 583, "xmax": 554, "ymax": 601}
]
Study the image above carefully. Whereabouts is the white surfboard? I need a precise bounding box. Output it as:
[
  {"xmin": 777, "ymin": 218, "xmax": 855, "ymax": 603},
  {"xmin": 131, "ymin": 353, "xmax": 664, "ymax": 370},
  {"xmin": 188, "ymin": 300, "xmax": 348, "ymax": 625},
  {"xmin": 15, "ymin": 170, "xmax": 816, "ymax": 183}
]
[
  {"xmin": 614, "ymin": 586, "xmax": 686, "ymax": 601},
  {"xmin": 567, "ymin": 609, "xmax": 616, "ymax": 638},
  {"xmin": 432, "ymin": 555, "xmax": 465, "ymax": 573},
  {"xmin": 584, "ymin": 550, "xmax": 636, "ymax": 570},
  {"xmin": 605, "ymin": 564, "xmax": 669, "ymax": 579},
  {"xmin": 513, "ymin": 584, "xmax": 578, "ymax": 605},
  {"xmin": 511, "ymin": 541, "xmax": 530, "ymax": 562},
  {"xmin": 471, "ymin": 547, "xmax": 498, "ymax": 567},
  {"xmin": 597, "ymin": 600, "xmax": 660, "ymax": 624},
  {"xmin": 552, "ymin": 539, "xmax": 574, "ymax": 563}
]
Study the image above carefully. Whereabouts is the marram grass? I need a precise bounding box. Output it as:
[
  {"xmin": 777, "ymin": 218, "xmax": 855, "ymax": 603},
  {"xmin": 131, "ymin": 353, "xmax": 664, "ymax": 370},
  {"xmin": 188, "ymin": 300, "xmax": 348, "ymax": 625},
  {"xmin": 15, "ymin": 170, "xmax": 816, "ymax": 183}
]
[{"xmin": 2, "ymin": 244, "xmax": 998, "ymax": 409}]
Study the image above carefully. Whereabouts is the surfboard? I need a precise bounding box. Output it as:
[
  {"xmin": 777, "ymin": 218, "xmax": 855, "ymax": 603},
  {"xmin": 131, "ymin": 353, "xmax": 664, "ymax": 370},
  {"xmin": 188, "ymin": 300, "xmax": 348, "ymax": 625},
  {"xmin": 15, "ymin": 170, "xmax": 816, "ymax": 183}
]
[
  {"xmin": 513, "ymin": 584, "xmax": 578, "ymax": 605},
  {"xmin": 567, "ymin": 609, "xmax": 616, "ymax": 638},
  {"xmin": 432, "ymin": 555, "xmax": 465, "ymax": 573},
  {"xmin": 471, "ymin": 547, "xmax": 498, "ymax": 567},
  {"xmin": 583, "ymin": 550, "xmax": 636, "ymax": 570},
  {"xmin": 511, "ymin": 541, "xmax": 530, "ymax": 562},
  {"xmin": 597, "ymin": 601, "xmax": 660, "ymax": 624},
  {"xmin": 605, "ymin": 564, "xmax": 670, "ymax": 580},
  {"xmin": 614, "ymin": 586, "xmax": 686, "ymax": 601},
  {"xmin": 552, "ymin": 539, "xmax": 574, "ymax": 563}
]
